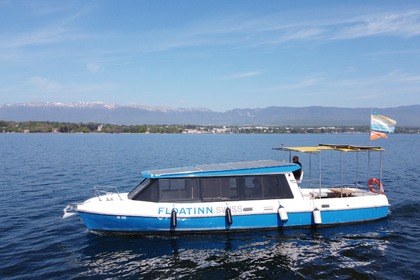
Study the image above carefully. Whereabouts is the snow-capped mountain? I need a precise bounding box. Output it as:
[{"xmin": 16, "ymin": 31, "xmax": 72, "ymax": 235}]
[{"xmin": 0, "ymin": 102, "xmax": 419, "ymax": 126}]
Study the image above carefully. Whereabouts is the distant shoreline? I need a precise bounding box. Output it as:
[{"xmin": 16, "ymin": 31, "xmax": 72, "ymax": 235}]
[{"xmin": 1, "ymin": 121, "xmax": 419, "ymax": 134}]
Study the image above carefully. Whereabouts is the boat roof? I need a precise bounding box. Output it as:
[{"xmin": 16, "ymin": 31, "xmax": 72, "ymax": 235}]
[
  {"xmin": 273, "ymin": 144, "xmax": 384, "ymax": 153},
  {"xmin": 141, "ymin": 160, "xmax": 300, "ymax": 179}
]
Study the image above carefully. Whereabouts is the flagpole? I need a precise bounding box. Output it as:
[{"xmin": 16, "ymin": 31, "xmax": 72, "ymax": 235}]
[
  {"xmin": 368, "ymin": 107, "xmax": 372, "ymax": 177},
  {"xmin": 369, "ymin": 107, "xmax": 373, "ymax": 145}
]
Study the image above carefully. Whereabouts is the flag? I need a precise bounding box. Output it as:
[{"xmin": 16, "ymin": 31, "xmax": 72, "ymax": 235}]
[
  {"xmin": 370, "ymin": 112, "xmax": 396, "ymax": 133},
  {"xmin": 370, "ymin": 130, "xmax": 388, "ymax": 140},
  {"xmin": 370, "ymin": 112, "xmax": 396, "ymax": 140}
]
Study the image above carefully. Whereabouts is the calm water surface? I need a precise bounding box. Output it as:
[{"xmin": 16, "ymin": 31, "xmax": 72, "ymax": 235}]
[{"xmin": 0, "ymin": 133, "xmax": 419, "ymax": 279}]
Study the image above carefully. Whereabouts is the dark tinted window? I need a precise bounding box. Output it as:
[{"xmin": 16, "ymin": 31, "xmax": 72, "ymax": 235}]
[
  {"xmin": 159, "ymin": 178, "xmax": 199, "ymax": 202},
  {"xmin": 243, "ymin": 175, "xmax": 293, "ymax": 200},
  {"xmin": 137, "ymin": 180, "xmax": 158, "ymax": 202},
  {"xmin": 277, "ymin": 175, "xmax": 294, "ymax": 199},
  {"xmin": 202, "ymin": 177, "xmax": 238, "ymax": 201},
  {"xmin": 129, "ymin": 174, "xmax": 293, "ymax": 202},
  {"xmin": 128, "ymin": 179, "xmax": 154, "ymax": 201},
  {"xmin": 261, "ymin": 176, "xmax": 279, "ymax": 198},
  {"xmin": 244, "ymin": 176, "xmax": 262, "ymax": 199}
]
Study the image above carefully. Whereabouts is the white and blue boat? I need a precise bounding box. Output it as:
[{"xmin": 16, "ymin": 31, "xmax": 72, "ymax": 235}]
[{"xmin": 64, "ymin": 144, "xmax": 390, "ymax": 234}]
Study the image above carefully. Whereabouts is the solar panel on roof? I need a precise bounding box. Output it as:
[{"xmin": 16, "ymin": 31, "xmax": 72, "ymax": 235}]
[{"xmin": 144, "ymin": 160, "xmax": 295, "ymax": 178}]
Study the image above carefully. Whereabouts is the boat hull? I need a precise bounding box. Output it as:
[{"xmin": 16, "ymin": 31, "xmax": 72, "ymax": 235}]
[{"xmin": 78, "ymin": 205, "xmax": 389, "ymax": 234}]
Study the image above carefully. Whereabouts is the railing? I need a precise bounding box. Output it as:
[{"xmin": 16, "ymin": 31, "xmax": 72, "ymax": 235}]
[
  {"xmin": 294, "ymin": 178, "xmax": 320, "ymax": 188},
  {"xmin": 298, "ymin": 179, "xmax": 373, "ymax": 198},
  {"xmin": 94, "ymin": 185, "xmax": 123, "ymax": 201},
  {"xmin": 298, "ymin": 179, "xmax": 369, "ymax": 191}
]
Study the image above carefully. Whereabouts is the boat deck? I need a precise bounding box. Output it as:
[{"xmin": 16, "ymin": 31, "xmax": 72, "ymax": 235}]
[{"xmin": 300, "ymin": 187, "xmax": 375, "ymax": 199}]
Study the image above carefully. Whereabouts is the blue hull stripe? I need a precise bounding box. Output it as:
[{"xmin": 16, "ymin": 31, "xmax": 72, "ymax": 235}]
[{"xmin": 78, "ymin": 206, "xmax": 389, "ymax": 232}]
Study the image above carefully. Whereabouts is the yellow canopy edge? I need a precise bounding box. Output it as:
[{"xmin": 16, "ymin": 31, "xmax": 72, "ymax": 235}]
[{"xmin": 274, "ymin": 144, "xmax": 384, "ymax": 153}]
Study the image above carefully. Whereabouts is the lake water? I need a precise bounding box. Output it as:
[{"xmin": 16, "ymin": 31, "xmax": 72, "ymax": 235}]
[{"xmin": 0, "ymin": 133, "xmax": 419, "ymax": 279}]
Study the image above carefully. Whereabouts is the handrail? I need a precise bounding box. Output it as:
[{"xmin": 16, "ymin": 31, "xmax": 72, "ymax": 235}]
[
  {"xmin": 295, "ymin": 178, "xmax": 320, "ymax": 187},
  {"xmin": 299, "ymin": 181, "xmax": 370, "ymax": 191},
  {"xmin": 94, "ymin": 185, "xmax": 122, "ymax": 201}
]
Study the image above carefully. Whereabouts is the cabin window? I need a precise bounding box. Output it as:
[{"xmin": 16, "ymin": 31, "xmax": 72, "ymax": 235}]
[
  {"xmin": 129, "ymin": 174, "xmax": 293, "ymax": 202},
  {"xmin": 244, "ymin": 176, "xmax": 262, "ymax": 199},
  {"xmin": 201, "ymin": 177, "xmax": 238, "ymax": 201},
  {"xmin": 128, "ymin": 179, "xmax": 156, "ymax": 201},
  {"xmin": 136, "ymin": 179, "xmax": 159, "ymax": 202},
  {"xmin": 261, "ymin": 176, "xmax": 279, "ymax": 198},
  {"xmin": 158, "ymin": 178, "xmax": 199, "ymax": 202},
  {"xmin": 277, "ymin": 175, "xmax": 294, "ymax": 199},
  {"xmin": 243, "ymin": 175, "xmax": 294, "ymax": 200}
]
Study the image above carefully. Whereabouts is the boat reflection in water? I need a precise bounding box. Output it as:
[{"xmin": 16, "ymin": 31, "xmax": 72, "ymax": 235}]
[{"xmin": 76, "ymin": 220, "xmax": 390, "ymax": 279}]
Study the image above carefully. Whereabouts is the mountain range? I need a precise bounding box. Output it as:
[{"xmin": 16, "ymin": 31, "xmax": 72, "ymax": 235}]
[{"xmin": 1, "ymin": 102, "xmax": 419, "ymax": 127}]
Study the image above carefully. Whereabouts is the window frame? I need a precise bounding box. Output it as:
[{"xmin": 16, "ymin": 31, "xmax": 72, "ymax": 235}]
[{"xmin": 129, "ymin": 174, "xmax": 294, "ymax": 202}]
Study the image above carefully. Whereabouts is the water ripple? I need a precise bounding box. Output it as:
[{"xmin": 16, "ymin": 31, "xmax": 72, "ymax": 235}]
[{"xmin": 0, "ymin": 134, "xmax": 419, "ymax": 279}]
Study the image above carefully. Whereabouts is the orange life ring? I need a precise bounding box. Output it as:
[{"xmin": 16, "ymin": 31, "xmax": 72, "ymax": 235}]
[{"xmin": 368, "ymin": 178, "xmax": 384, "ymax": 194}]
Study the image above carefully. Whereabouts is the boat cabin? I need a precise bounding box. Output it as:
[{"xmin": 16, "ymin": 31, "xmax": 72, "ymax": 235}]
[{"xmin": 128, "ymin": 160, "xmax": 299, "ymax": 203}]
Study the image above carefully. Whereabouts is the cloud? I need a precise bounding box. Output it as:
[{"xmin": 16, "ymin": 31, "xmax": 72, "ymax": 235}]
[
  {"xmin": 86, "ymin": 63, "xmax": 102, "ymax": 73},
  {"xmin": 0, "ymin": 26, "xmax": 64, "ymax": 49},
  {"xmin": 333, "ymin": 11, "xmax": 420, "ymax": 39},
  {"xmin": 27, "ymin": 76, "xmax": 117, "ymax": 94},
  {"xmin": 3, "ymin": 5, "xmax": 420, "ymax": 59},
  {"xmin": 29, "ymin": 76, "xmax": 62, "ymax": 92},
  {"xmin": 223, "ymin": 71, "xmax": 262, "ymax": 80},
  {"xmin": 261, "ymin": 28, "xmax": 325, "ymax": 45},
  {"xmin": 254, "ymin": 70, "xmax": 420, "ymax": 103},
  {"xmin": 149, "ymin": 9, "xmax": 420, "ymax": 51},
  {"xmin": 258, "ymin": 75, "xmax": 325, "ymax": 92},
  {"xmin": 0, "ymin": 2, "xmax": 92, "ymax": 50},
  {"xmin": 325, "ymin": 70, "xmax": 420, "ymax": 89}
]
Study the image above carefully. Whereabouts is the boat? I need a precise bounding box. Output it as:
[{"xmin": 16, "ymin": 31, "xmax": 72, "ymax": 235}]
[{"xmin": 63, "ymin": 144, "xmax": 390, "ymax": 234}]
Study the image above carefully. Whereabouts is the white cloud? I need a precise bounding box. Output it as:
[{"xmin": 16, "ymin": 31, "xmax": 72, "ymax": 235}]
[
  {"xmin": 0, "ymin": 26, "xmax": 69, "ymax": 49},
  {"xmin": 29, "ymin": 76, "xmax": 62, "ymax": 92},
  {"xmin": 257, "ymin": 75, "xmax": 325, "ymax": 92},
  {"xmin": 223, "ymin": 71, "xmax": 262, "ymax": 80},
  {"xmin": 153, "ymin": 10, "xmax": 420, "ymax": 50},
  {"xmin": 86, "ymin": 63, "xmax": 102, "ymax": 73},
  {"xmin": 253, "ymin": 70, "xmax": 420, "ymax": 105},
  {"xmin": 27, "ymin": 76, "xmax": 117, "ymax": 94},
  {"xmin": 0, "ymin": 2, "xmax": 92, "ymax": 50},
  {"xmin": 332, "ymin": 11, "xmax": 420, "ymax": 39}
]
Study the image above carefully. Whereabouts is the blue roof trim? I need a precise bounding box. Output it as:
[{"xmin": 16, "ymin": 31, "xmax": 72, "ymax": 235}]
[{"xmin": 141, "ymin": 160, "xmax": 299, "ymax": 179}]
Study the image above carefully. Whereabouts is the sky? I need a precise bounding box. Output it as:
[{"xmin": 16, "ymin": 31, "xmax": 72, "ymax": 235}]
[{"xmin": 1, "ymin": 0, "xmax": 420, "ymax": 112}]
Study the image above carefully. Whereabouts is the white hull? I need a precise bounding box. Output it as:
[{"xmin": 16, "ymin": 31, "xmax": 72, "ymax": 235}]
[{"xmin": 74, "ymin": 188, "xmax": 389, "ymax": 233}]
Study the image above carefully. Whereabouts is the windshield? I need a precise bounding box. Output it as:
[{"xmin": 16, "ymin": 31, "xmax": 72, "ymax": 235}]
[{"xmin": 127, "ymin": 178, "xmax": 152, "ymax": 200}]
